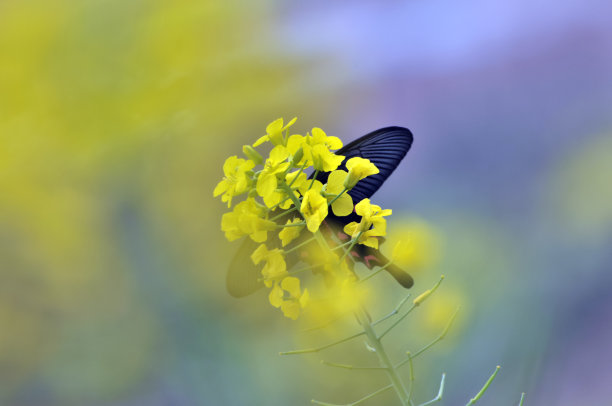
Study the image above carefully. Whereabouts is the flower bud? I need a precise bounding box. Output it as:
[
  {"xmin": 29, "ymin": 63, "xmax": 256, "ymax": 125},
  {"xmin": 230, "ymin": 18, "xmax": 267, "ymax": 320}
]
[
  {"xmin": 343, "ymin": 171, "xmax": 360, "ymax": 190},
  {"xmin": 242, "ymin": 145, "xmax": 263, "ymax": 165},
  {"xmin": 291, "ymin": 147, "xmax": 304, "ymax": 166},
  {"xmin": 344, "ymin": 157, "xmax": 379, "ymax": 189}
]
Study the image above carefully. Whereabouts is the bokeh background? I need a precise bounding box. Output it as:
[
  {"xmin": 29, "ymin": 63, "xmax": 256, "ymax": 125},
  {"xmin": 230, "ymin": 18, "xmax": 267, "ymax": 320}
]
[{"xmin": 1, "ymin": 0, "xmax": 611, "ymax": 405}]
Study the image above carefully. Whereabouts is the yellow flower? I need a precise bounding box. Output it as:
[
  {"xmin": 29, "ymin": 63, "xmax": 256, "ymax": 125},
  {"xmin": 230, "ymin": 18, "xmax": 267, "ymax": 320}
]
[
  {"xmin": 344, "ymin": 157, "xmax": 379, "ymax": 190},
  {"xmin": 387, "ymin": 219, "xmax": 441, "ymax": 270},
  {"xmin": 285, "ymin": 170, "xmax": 308, "ymax": 189},
  {"xmin": 287, "ymin": 128, "xmax": 342, "ymax": 169},
  {"xmin": 325, "ymin": 170, "xmax": 353, "ymax": 216},
  {"xmin": 287, "ymin": 134, "xmax": 310, "ymax": 166},
  {"xmin": 213, "ymin": 156, "xmax": 255, "ymax": 207},
  {"xmin": 221, "ymin": 198, "xmax": 277, "ymax": 242},
  {"xmin": 309, "ymin": 127, "xmax": 343, "ymax": 150},
  {"xmin": 253, "ymin": 117, "xmax": 297, "ymax": 147},
  {"xmin": 311, "ymin": 144, "xmax": 344, "ymax": 172},
  {"xmin": 269, "ymin": 277, "xmax": 309, "ymax": 320},
  {"xmin": 251, "ymin": 244, "xmax": 288, "ymax": 287},
  {"xmin": 301, "ymin": 189, "xmax": 328, "ymax": 232},
  {"xmin": 297, "ymin": 177, "xmax": 323, "ymax": 197},
  {"xmin": 257, "ymin": 145, "xmax": 291, "ymax": 207},
  {"xmin": 279, "ymin": 218, "xmax": 304, "ymax": 247},
  {"xmin": 343, "ymin": 198, "xmax": 391, "ymax": 249},
  {"xmin": 303, "ymin": 273, "xmax": 366, "ymax": 325}
]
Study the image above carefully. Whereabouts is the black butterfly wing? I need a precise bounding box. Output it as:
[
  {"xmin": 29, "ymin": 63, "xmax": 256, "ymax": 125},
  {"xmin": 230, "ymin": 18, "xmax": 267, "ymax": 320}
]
[{"xmin": 316, "ymin": 126, "xmax": 413, "ymax": 224}]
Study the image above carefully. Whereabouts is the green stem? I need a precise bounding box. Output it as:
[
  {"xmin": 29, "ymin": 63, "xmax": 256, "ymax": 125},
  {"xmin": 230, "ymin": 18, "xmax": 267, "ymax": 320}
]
[
  {"xmin": 312, "ymin": 384, "xmax": 393, "ymax": 406},
  {"xmin": 320, "ymin": 360, "xmax": 387, "ymax": 371},
  {"xmin": 356, "ymin": 307, "xmax": 410, "ymax": 406},
  {"xmin": 277, "ymin": 221, "xmax": 306, "ymax": 228},
  {"xmin": 284, "ymin": 236, "xmax": 316, "ymax": 254},
  {"xmin": 465, "ymin": 366, "xmax": 500, "ymax": 405},
  {"xmin": 270, "ymin": 206, "xmax": 297, "ymax": 221},
  {"xmin": 308, "ymin": 170, "xmax": 319, "ymax": 190},
  {"xmin": 279, "ymin": 329, "xmax": 366, "ymax": 355},
  {"xmin": 339, "ymin": 231, "xmax": 363, "ymax": 264},
  {"xmin": 327, "ymin": 187, "xmax": 349, "ymax": 207}
]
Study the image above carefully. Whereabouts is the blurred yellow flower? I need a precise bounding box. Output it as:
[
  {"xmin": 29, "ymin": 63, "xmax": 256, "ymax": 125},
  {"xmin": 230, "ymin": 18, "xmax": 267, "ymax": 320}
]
[
  {"xmin": 387, "ymin": 219, "xmax": 440, "ymax": 270},
  {"xmin": 251, "ymin": 244, "xmax": 288, "ymax": 288},
  {"xmin": 279, "ymin": 218, "xmax": 304, "ymax": 247},
  {"xmin": 213, "ymin": 156, "xmax": 255, "ymax": 207},
  {"xmin": 272, "ymin": 277, "xmax": 309, "ymax": 320},
  {"xmin": 221, "ymin": 198, "xmax": 276, "ymax": 242},
  {"xmin": 344, "ymin": 157, "xmax": 379, "ymax": 190},
  {"xmin": 301, "ymin": 189, "xmax": 328, "ymax": 232}
]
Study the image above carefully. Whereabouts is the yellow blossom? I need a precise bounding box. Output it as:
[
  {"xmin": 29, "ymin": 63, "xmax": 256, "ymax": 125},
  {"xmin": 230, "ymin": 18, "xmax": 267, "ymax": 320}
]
[
  {"xmin": 344, "ymin": 157, "xmax": 379, "ymax": 190},
  {"xmin": 253, "ymin": 117, "xmax": 297, "ymax": 147},
  {"xmin": 387, "ymin": 219, "xmax": 441, "ymax": 270},
  {"xmin": 325, "ymin": 170, "xmax": 353, "ymax": 216},
  {"xmin": 273, "ymin": 277, "xmax": 309, "ymax": 320},
  {"xmin": 309, "ymin": 127, "xmax": 343, "ymax": 150},
  {"xmin": 213, "ymin": 156, "xmax": 255, "ymax": 207},
  {"xmin": 343, "ymin": 198, "xmax": 391, "ymax": 248},
  {"xmin": 279, "ymin": 218, "xmax": 304, "ymax": 246},
  {"xmin": 221, "ymin": 198, "xmax": 276, "ymax": 242},
  {"xmin": 257, "ymin": 145, "xmax": 291, "ymax": 207},
  {"xmin": 286, "ymin": 170, "xmax": 308, "ymax": 189},
  {"xmin": 311, "ymin": 144, "xmax": 344, "ymax": 172},
  {"xmin": 298, "ymin": 177, "xmax": 323, "ymax": 196},
  {"xmin": 251, "ymin": 244, "xmax": 288, "ymax": 287},
  {"xmin": 287, "ymin": 134, "xmax": 311, "ymax": 166},
  {"xmin": 301, "ymin": 189, "xmax": 328, "ymax": 232}
]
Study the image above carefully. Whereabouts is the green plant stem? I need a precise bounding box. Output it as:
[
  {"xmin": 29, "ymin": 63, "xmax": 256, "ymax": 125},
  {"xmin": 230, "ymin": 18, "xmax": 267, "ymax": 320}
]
[
  {"xmin": 270, "ymin": 206, "xmax": 297, "ymax": 221},
  {"xmin": 339, "ymin": 231, "xmax": 362, "ymax": 263},
  {"xmin": 320, "ymin": 360, "xmax": 387, "ymax": 371},
  {"xmin": 308, "ymin": 170, "xmax": 320, "ymax": 190},
  {"xmin": 406, "ymin": 352, "xmax": 415, "ymax": 402},
  {"xmin": 359, "ymin": 260, "xmax": 394, "ymax": 284},
  {"xmin": 279, "ymin": 329, "xmax": 366, "ymax": 355},
  {"xmin": 372, "ymin": 292, "xmax": 412, "ymax": 326},
  {"xmin": 417, "ymin": 374, "xmax": 446, "ymax": 406},
  {"xmin": 356, "ymin": 307, "xmax": 410, "ymax": 406},
  {"xmin": 465, "ymin": 366, "xmax": 500, "ymax": 405},
  {"xmin": 312, "ymin": 384, "xmax": 393, "ymax": 406},
  {"xmin": 327, "ymin": 187, "xmax": 349, "ymax": 207},
  {"xmin": 395, "ymin": 309, "xmax": 459, "ymax": 370},
  {"xmin": 379, "ymin": 276, "xmax": 445, "ymax": 340},
  {"xmin": 277, "ymin": 221, "xmax": 306, "ymax": 228},
  {"xmin": 284, "ymin": 236, "xmax": 317, "ymax": 254}
]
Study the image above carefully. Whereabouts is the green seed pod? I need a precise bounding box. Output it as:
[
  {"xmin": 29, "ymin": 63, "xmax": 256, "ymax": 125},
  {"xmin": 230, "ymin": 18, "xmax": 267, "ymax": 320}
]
[{"xmin": 243, "ymin": 145, "xmax": 263, "ymax": 165}]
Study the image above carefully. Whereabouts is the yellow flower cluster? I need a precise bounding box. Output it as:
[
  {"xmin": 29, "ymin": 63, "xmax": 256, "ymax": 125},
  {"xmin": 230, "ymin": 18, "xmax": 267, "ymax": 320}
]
[{"xmin": 214, "ymin": 118, "xmax": 392, "ymax": 319}]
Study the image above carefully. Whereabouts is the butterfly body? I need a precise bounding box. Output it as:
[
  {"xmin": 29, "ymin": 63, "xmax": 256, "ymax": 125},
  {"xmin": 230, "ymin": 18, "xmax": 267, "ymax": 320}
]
[{"xmin": 226, "ymin": 126, "xmax": 414, "ymax": 298}]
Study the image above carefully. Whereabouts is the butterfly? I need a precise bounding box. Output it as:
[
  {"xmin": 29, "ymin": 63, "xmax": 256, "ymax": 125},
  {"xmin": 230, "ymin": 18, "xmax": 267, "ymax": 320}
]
[{"xmin": 227, "ymin": 126, "xmax": 414, "ymax": 298}]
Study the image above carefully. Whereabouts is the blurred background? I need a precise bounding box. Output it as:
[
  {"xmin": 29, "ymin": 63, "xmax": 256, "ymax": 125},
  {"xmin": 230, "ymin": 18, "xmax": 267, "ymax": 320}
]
[{"xmin": 1, "ymin": 0, "xmax": 611, "ymax": 405}]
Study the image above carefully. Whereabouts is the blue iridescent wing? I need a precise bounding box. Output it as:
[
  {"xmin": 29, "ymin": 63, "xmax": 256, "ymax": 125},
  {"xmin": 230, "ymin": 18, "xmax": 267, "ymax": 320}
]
[{"xmin": 316, "ymin": 126, "xmax": 413, "ymax": 223}]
